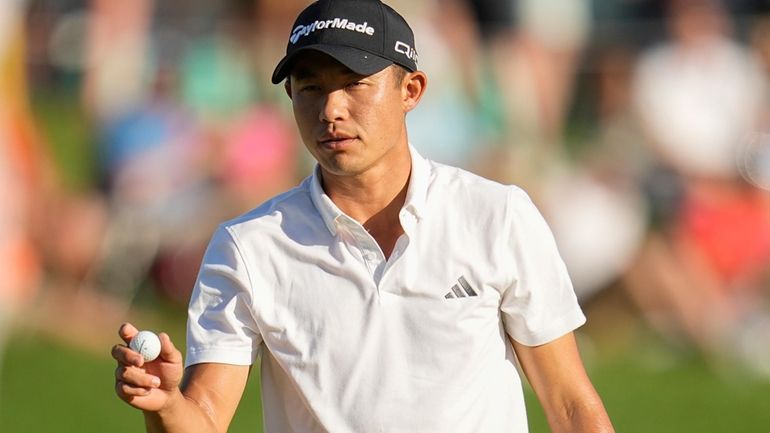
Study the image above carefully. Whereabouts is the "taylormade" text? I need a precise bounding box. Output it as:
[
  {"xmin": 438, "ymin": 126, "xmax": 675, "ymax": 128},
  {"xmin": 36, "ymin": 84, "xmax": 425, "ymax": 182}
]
[{"xmin": 290, "ymin": 18, "xmax": 375, "ymax": 44}]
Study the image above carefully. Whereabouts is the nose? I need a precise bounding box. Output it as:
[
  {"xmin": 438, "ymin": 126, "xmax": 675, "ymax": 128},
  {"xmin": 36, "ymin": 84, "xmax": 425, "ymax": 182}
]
[{"xmin": 319, "ymin": 89, "xmax": 347, "ymax": 123}]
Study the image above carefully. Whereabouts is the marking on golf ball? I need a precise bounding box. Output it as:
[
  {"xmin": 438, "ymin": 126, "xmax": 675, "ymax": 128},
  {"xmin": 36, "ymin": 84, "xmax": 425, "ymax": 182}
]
[{"xmin": 130, "ymin": 330, "xmax": 161, "ymax": 362}]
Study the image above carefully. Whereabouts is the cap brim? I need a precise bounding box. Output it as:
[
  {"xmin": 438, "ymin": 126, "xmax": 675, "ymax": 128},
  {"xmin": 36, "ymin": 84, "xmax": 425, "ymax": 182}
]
[{"xmin": 271, "ymin": 45, "xmax": 393, "ymax": 84}]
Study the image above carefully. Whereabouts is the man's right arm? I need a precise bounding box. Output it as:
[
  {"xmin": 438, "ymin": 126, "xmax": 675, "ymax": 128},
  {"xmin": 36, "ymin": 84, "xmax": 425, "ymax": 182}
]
[
  {"xmin": 113, "ymin": 323, "xmax": 250, "ymax": 433},
  {"xmin": 144, "ymin": 363, "xmax": 250, "ymax": 433}
]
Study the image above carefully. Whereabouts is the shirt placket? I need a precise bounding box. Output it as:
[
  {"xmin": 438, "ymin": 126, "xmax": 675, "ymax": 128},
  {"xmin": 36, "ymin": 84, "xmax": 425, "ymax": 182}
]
[{"xmin": 336, "ymin": 216, "xmax": 387, "ymax": 283}]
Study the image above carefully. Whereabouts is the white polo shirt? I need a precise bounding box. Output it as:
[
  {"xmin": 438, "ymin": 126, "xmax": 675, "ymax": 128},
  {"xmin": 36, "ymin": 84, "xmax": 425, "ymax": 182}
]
[{"xmin": 186, "ymin": 146, "xmax": 585, "ymax": 433}]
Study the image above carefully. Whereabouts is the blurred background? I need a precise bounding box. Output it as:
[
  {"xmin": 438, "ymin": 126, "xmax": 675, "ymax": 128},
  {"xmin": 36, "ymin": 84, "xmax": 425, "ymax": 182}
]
[{"xmin": 2, "ymin": 0, "xmax": 770, "ymax": 431}]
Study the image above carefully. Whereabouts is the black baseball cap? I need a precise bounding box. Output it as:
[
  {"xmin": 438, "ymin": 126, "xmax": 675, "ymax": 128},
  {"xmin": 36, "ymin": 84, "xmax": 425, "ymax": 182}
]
[{"xmin": 271, "ymin": 0, "xmax": 418, "ymax": 84}]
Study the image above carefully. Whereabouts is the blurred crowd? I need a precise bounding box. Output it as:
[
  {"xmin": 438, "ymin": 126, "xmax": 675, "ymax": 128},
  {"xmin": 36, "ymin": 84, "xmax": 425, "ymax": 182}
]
[{"xmin": 2, "ymin": 0, "xmax": 770, "ymax": 378}]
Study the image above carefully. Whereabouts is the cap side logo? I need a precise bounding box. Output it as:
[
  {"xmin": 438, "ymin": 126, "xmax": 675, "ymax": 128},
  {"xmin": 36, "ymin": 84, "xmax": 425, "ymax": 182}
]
[
  {"xmin": 291, "ymin": 18, "xmax": 375, "ymax": 44},
  {"xmin": 394, "ymin": 41, "xmax": 418, "ymax": 64}
]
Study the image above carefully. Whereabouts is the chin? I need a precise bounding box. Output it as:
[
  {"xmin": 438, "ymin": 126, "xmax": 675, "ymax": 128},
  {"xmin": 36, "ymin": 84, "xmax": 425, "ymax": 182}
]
[{"xmin": 320, "ymin": 158, "xmax": 366, "ymax": 177}]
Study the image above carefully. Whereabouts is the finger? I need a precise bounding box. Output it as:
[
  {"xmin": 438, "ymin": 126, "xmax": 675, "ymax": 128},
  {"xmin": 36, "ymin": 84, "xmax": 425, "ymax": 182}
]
[
  {"xmin": 111, "ymin": 344, "xmax": 144, "ymax": 367},
  {"xmin": 157, "ymin": 332, "xmax": 183, "ymax": 364},
  {"xmin": 118, "ymin": 322, "xmax": 139, "ymax": 345},
  {"xmin": 116, "ymin": 365, "xmax": 161, "ymax": 389},
  {"xmin": 115, "ymin": 380, "xmax": 152, "ymax": 399}
]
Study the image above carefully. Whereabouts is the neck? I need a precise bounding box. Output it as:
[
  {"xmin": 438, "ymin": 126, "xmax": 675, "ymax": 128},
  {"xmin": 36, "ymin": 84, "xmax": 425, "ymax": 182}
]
[
  {"xmin": 320, "ymin": 145, "xmax": 412, "ymax": 258},
  {"xmin": 321, "ymin": 147, "xmax": 412, "ymax": 225}
]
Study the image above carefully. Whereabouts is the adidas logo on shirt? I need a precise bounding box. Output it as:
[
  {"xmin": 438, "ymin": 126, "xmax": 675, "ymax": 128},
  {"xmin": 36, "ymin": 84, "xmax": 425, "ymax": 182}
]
[{"xmin": 444, "ymin": 276, "xmax": 478, "ymax": 299}]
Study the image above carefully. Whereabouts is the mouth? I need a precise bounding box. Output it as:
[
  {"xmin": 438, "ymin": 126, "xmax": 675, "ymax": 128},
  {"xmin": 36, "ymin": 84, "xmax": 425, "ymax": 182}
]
[{"xmin": 318, "ymin": 134, "xmax": 357, "ymax": 150}]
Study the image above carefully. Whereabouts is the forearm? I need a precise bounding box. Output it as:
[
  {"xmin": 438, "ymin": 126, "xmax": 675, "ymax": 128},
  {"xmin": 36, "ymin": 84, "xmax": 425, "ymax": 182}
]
[
  {"xmin": 144, "ymin": 389, "xmax": 218, "ymax": 433},
  {"xmin": 511, "ymin": 334, "xmax": 615, "ymax": 433},
  {"xmin": 545, "ymin": 398, "xmax": 615, "ymax": 433}
]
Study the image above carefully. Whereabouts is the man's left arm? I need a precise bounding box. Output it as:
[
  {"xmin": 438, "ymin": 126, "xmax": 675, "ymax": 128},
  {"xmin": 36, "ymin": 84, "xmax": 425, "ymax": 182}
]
[{"xmin": 511, "ymin": 332, "xmax": 615, "ymax": 433}]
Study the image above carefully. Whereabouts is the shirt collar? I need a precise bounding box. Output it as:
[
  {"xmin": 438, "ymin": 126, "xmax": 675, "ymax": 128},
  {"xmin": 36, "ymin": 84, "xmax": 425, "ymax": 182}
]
[
  {"xmin": 403, "ymin": 144, "xmax": 429, "ymax": 221},
  {"xmin": 309, "ymin": 166, "xmax": 343, "ymax": 236},
  {"xmin": 309, "ymin": 144, "xmax": 430, "ymax": 236}
]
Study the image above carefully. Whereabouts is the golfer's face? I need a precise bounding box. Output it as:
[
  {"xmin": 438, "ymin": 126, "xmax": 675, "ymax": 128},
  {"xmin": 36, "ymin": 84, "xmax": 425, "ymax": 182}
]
[{"xmin": 286, "ymin": 51, "xmax": 408, "ymax": 178}]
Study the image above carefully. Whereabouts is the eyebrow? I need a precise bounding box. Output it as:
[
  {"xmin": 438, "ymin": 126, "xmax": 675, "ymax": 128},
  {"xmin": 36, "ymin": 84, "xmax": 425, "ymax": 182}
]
[{"xmin": 291, "ymin": 66, "xmax": 318, "ymax": 81}]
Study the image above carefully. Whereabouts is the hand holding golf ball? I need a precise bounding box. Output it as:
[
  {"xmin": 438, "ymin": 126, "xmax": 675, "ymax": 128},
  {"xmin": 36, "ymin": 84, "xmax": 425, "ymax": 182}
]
[
  {"xmin": 113, "ymin": 323, "xmax": 186, "ymax": 413},
  {"xmin": 130, "ymin": 330, "xmax": 162, "ymax": 362}
]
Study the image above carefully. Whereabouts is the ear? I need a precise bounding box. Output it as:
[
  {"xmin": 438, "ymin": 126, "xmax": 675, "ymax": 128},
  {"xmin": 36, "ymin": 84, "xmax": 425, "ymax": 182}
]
[
  {"xmin": 284, "ymin": 79, "xmax": 293, "ymax": 99},
  {"xmin": 402, "ymin": 71, "xmax": 427, "ymax": 113}
]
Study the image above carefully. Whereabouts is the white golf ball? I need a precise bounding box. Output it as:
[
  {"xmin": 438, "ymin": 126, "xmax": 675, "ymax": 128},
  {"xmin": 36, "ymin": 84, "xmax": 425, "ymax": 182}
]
[{"xmin": 130, "ymin": 330, "xmax": 161, "ymax": 362}]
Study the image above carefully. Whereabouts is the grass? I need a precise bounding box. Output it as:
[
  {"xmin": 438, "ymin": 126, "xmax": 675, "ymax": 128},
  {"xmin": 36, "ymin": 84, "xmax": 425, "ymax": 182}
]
[
  {"xmin": 2, "ymin": 323, "xmax": 770, "ymax": 433},
  {"xmin": 0, "ymin": 329, "xmax": 263, "ymax": 433}
]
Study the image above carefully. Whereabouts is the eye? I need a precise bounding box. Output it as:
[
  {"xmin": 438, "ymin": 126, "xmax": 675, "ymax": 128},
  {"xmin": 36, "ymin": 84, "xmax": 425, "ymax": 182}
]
[
  {"xmin": 299, "ymin": 84, "xmax": 321, "ymax": 93},
  {"xmin": 346, "ymin": 80, "xmax": 366, "ymax": 89}
]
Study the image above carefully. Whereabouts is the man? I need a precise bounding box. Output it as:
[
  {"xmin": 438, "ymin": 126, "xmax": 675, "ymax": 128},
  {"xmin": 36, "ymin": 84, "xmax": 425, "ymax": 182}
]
[{"xmin": 112, "ymin": 1, "xmax": 615, "ymax": 432}]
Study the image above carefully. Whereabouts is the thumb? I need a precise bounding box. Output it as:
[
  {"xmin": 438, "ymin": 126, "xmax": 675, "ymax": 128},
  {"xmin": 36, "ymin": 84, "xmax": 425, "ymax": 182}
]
[
  {"xmin": 157, "ymin": 332, "xmax": 183, "ymax": 364},
  {"xmin": 118, "ymin": 322, "xmax": 139, "ymax": 345}
]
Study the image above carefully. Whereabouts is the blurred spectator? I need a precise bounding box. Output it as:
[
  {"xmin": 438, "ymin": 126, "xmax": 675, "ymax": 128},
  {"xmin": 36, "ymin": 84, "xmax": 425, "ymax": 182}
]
[
  {"xmin": 397, "ymin": 0, "xmax": 489, "ymax": 168},
  {"xmin": 489, "ymin": 0, "xmax": 592, "ymax": 189},
  {"xmin": 79, "ymin": 0, "xmax": 301, "ymax": 307},
  {"xmin": 510, "ymin": 0, "xmax": 592, "ymax": 141},
  {"xmin": 0, "ymin": 0, "xmax": 49, "ymax": 389},
  {"xmin": 539, "ymin": 165, "xmax": 647, "ymax": 301},
  {"xmin": 9, "ymin": 0, "xmax": 114, "ymax": 345},
  {"xmin": 88, "ymin": 97, "xmax": 218, "ymax": 303},
  {"xmin": 10, "ymin": 0, "xmax": 770, "ymax": 377},
  {"xmin": 633, "ymin": 0, "xmax": 766, "ymax": 180},
  {"xmin": 625, "ymin": 0, "xmax": 770, "ymax": 374},
  {"xmin": 539, "ymin": 46, "xmax": 649, "ymax": 302},
  {"xmin": 1, "ymin": 0, "xmax": 43, "ymax": 305},
  {"xmin": 214, "ymin": 106, "xmax": 299, "ymax": 213},
  {"xmin": 82, "ymin": 0, "xmax": 154, "ymax": 122}
]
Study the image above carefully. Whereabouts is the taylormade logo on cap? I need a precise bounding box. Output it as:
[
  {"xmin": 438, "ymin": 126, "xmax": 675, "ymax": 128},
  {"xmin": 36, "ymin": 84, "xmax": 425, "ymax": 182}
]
[
  {"xmin": 271, "ymin": 0, "xmax": 419, "ymax": 84},
  {"xmin": 290, "ymin": 18, "xmax": 375, "ymax": 44}
]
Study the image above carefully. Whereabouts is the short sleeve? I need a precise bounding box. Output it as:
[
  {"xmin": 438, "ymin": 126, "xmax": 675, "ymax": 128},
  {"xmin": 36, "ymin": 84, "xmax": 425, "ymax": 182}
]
[
  {"xmin": 185, "ymin": 226, "xmax": 262, "ymax": 367},
  {"xmin": 499, "ymin": 187, "xmax": 586, "ymax": 346}
]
